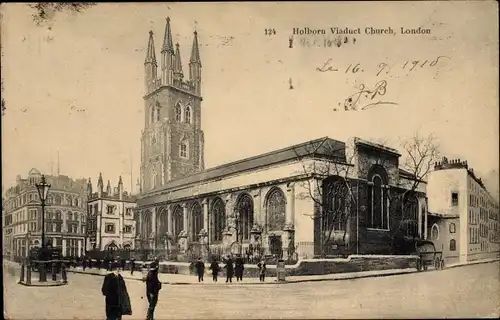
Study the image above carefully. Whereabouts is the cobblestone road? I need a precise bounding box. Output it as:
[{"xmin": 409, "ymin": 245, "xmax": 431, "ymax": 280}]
[{"xmin": 4, "ymin": 262, "xmax": 499, "ymax": 319}]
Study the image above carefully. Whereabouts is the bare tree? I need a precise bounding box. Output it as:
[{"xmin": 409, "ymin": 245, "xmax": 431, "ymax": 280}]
[{"xmin": 292, "ymin": 138, "xmax": 356, "ymax": 257}]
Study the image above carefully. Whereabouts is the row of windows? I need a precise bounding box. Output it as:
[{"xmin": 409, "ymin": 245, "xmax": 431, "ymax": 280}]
[
  {"xmin": 88, "ymin": 204, "xmax": 133, "ymax": 216},
  {"xmin": 43, "ymin": 222, "xmax": 86, "ymax": 234},
  {"xmin": 149, "ymin": 102, "xmax": 193, "ymax": 125},
  {"xmin": 4, "ymin": 192, "xmax": 82, "ymax": 210},
  {"xmin": 469, "ymin": 227, "xmax": 479, "ymax": 244},
  {"xmin": 104, "ymin": 223, "xmax": 133, "ymax": 234},
  {"xmin": 141, "ymin": 187, "xmax": 287, "ymax": 244}
]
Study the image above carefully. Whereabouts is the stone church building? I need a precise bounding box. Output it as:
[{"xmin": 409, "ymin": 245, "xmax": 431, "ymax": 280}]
[{"xmin": 134, "ymin": 18, "xmax": 427, "ymax": 260}]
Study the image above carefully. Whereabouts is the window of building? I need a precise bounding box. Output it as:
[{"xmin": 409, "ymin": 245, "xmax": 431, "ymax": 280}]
[
  {"xmin": 368, "ymin": 174, "xmax": 389, "ymax": 230},
  {"xmin": 105, "ymin": 223, "xmax": 115, "ymax": 234},
  {"xmin": 266, "ymin": 188, "xmax": 286, "ymax": 231},
  {"xmin": 124, "ymin": 225, "xmax": 132, "ymax": 233},
  {"xmin": 449, "ymin": 222, "xmax": 456, "ymax": 233},
  {"xmin": 175, "ymin": 103, "xmax": 182, "ymax": 122},
  {"xmin": 126, "ymin": 208, "xmax": 132, "ymax": 216},
  {"xmin": 236, "ymin": 194, "xmax": 254, "ymax": 241},
  {"xmin": 180, "ymin": 140, "xmax": 188, "ymax": 158},
  {"xmin": 172, "ymin": 205, "xmax": 184, "ymax": 239},
  {"xmin": 190, "ymin": 202, "xmax": 203, "ymax": 242},
  {"xmin": 450, "ymin": 239, "xmax": 456, "ymax": 251},
  {"xmin": 151, "ymin": 170, "xmax": 157, "ymax": 189},
  {"xmin": 185, "ymin": 105, "xmax": 191, "ymax": 124},
  {"xmin": 451, "ymin": 192, "xmax": 459, "ymax": 206},
  {"xmin": 150, "ymin": 106, "xmax": 155, "ymax": 124},
  {"xmin": 29, "ymin": 209, "xmax": 37, "ymax": 220},
  {"xmin": 430, "ymin": 224, "xmax": 439, "ymax": 240},
  {"xmin": 106, "ymin": 205, "xmax": 115, "ymax": 214},
  {"xmin": 211, "ymin": 198, "xmax": 226, "ymax": 243},
  {"xmin": 94, "ymin": 204, "xmax": 98, "ymax": 215},
  {"xmin": 156, "ymin": 104, "xmax": 161, "ymax": 122}
]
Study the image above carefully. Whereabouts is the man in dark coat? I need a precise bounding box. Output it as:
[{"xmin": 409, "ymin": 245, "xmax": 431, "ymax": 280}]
[
  {"xmin": 101, "ymin": 265, "xmax": 122, "ymax": 320},
  {"xmin": 194, "ymin": 258, "xmax": 205, "ymax": 282},
  {"xmin": 130, "ymin": 258, "xmax": 136, "ymax": 275},
  {"xmin": 145, "ymin": 261, "xmax": 162, "ymax": 320},
  {"xmin": 224, "ymin": 255, "xmax": 234, "ymax": 283},
  {"xmin": 234, "ymin": 254, "xmax": 245, "ymax": 282},
  {"xmin": 209, "ymin": 259, "xmax": 220, "ymax": 282}
]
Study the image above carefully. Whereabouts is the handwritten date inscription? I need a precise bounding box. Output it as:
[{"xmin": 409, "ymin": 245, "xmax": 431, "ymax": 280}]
[
  {"xmin": 344, "ymin": 80, "xmax": 397, "ymax": 111},
  {"xmin": 317, "ymin": 55, "xmax": 451, "ymax": 76}
]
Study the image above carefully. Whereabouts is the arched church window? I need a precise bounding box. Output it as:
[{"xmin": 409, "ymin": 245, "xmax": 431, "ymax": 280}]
[
  {"xmin": 191, "ymin": 202, "xmax": 203, "ymax": 242},
  {"xmin": 449, "ymin": 239, "xmax": 456, "ymax": 251},
  {"xmin": 180, "ymin": 140, "xmax": 189, "ymax": 159},
  {"xmin": 325, "ymin": 179, "xmax": 349, "ymax": 232},
  {"xmin": 402, "ymin": 194, "xmax": 419, "ymax": 237},
  {"xmin": 211, "ymin": 197, "xmax": 226, "ymax": 243},
  {"xmin": 185, "ymin": 105, "xmax": 192, "ymax": 124},
  {"xmin": 236, "ymin": 194, "xmax": 254, "ymax": 241},
  {"xmin": 367, "ymin": 172, "xmax": 389, "ymax": 230},
  {"xmin": 430, "ymin": 224, "xmax": 439, "ymax": 240},
  {"xmin": 172, "ymin": 205, "xmax": 184, "ymax": 239},
  {"xmin": 266, "ymin": 188, "xmax": 286, "ymax": 231},
  {"xmin": 175, "ymin": 103, "xmax": 182, "ymax": 122},
  {"xmin": 157, "ymin": 207, "xmax": 168, "ymax": 237},
  {"xmin": 150, "ymin": 106, "xmax": 155, "ymax": 124},
  {"xmin": 156, "ymin": 103, "xmax": 161, "ymax": 122},
  {"xmin": 151, "ymin": 169, "xmax": 157, "ymax": 190}
]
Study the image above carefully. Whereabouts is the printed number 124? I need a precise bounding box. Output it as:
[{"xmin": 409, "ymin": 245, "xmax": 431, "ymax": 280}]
[{"xmin": 265, "ymin": 28, "xmax": 276, "ymax": 36}]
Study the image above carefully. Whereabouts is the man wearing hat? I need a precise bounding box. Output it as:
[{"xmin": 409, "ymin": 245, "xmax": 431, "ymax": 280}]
[{"xmin": 145, "ymin": 261, "xmax": 162, "ymax": 320}]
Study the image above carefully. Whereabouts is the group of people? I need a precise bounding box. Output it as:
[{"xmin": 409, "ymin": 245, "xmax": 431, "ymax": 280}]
[
  {"xmin": 193, "ymin": 254, "xmax": 267, "ymax": 283},
  {"xmin": 101, "ymin": 255, "xmax": 269, "ymax": 320},
  {"xmin": 101, "ymin": 259, "xmax": 161, "ymax": 320}
]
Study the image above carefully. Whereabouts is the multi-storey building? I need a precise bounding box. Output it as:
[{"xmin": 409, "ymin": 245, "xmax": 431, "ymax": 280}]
[
  {"xmin": 86, "ymin": 174, "xmax": 137, "ymax": 251},
  {"xmin": 133, "ymin": 17, "xmax": 428, "ymax": 260},
  {"xmin": 3, "ymin": 169, "xmax": 88, "ymax": 258},
  {"xmin": 427, "ymin": 157, "xmax": 500, "ymax": 264}
]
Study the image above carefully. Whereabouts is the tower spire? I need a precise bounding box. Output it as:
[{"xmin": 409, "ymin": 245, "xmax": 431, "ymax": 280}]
[
  {"xmin": 173, "ymin": 43, "xmax": 184, "ymax": 79},
  {"xmin": 145, "ymin": 30, "xmax": 157, "ymax": 64},
  {"xmin": 162, "ymin": 17, "xmax": 174, "ymax": 53},
  {"xmin": 57, "ymin": 150, "xmax": 60, "ymax": 176},
  {"xmin": 189, "ymin": 31, "xmax": 201, "ymax": 66}
]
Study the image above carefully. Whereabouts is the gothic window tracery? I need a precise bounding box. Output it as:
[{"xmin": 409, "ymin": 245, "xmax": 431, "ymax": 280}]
[
  {"xmin": 211, "ymin": 197, "xmax": 226, "ymax": 242},
  {"xmin": 236, "ymin": 194, "xmax": 254, "ymax": 241},
  {"xmin": 266, "ymin": 188, "xmax": 286, "ymax": 231},
  {"xmin": 185, "ymin": 105, "xmax": 192, "ymax": 124},
  {"xmin": 157, "ymin": 207, "xmax": 168, "ymax": 237},
  {"xmin": 175, "ymin": 103, "xmax": 182, "ymax": 122},
  {"xmin": 180, "ymin": 139, "xmax": 189, "ymax": 159},
  {"xmin": 172, "ymin": 205, "xmax": 184, "ymax": 239},
  {"xmin": 367, "ymin": 169, "xmax": 390, "ymax": 230},
  {"xmin": 190, "ymin": 202, "xmax": 203, "ymax": 241}
]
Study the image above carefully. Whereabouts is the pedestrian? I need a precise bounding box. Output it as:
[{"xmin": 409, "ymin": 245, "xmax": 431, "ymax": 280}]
[
  {"xmin": 209, "ymin": 258, "xmax": 220, "ymax": 282},
  {"xmin": 257, "ymin": 260, "xmax": 266, "ymax": 282},
  {"xmin": 120, "ymin": 257, "xmax": 126, "ymax": 271},
  {"xmin": 96, "ymin": 258, "xmax": 101, "ymax": 270},
  {"xmin": 194, "ymin": 258, "xmax": 205, "ymax": 282},
  {"xmin": 224, "ymin": 255, "xmax": 234, "ymax": 283},
  {"xmin": 145, "ymin": 261, "xmax": 162, "ymax": 320},
  {"xmin": 101, "ymin": 264, "xmax": 123, "ymax": 320},
  {"xmin": 82, "ymin": 256, "xmax": 87, "ymax": 271},
  {"xmin": 130, "ymin": 258, "xmax": 136, "ymax": 275},
  {"xmin": 234, "ymin": 254, "xmax": 245, "ymax": 282}
]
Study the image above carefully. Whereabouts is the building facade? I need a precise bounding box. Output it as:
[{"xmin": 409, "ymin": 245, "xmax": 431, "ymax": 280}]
[
  {"xmin": 3, "ymin": 169, "xmax": 88, "ymax": 258},
  {"xmin": 87, "ymin": 174, "xmax": 137, "ymax": 251},
  {"xmin": 133, "ymin": 18, "xmax": 428, "ymax": 261},
  {"xmin": 427, "ymin": 157, "xmax": 500, "ymax": 264}
]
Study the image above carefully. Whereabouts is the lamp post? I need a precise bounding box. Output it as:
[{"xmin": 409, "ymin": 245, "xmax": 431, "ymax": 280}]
[{"xmin": 35, "ymin": 174, "xmax": 51, "ymax": 282}]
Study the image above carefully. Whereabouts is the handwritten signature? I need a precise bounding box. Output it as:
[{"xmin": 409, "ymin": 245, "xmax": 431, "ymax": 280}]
[{"xmin": 344, "ymin": 80, "xmax": 398, "ymax": 111}]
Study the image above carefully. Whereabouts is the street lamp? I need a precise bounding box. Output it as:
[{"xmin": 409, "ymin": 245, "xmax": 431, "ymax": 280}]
[
  {"xmin": 36, "ymin": 175, "xmax": 50, "ymax": 282},
  {"xmin": 35, "ymin": 175, "xmax": 51, "ymax": 250}
]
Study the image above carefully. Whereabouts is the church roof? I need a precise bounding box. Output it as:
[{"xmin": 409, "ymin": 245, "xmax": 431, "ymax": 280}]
[
  {"xmin": 28, "ymin": 168, "xmax": 41, "ymax": 175},
  {"xmin": 147, "ymin": 137, "xmax": 346, "ymax": 193}
]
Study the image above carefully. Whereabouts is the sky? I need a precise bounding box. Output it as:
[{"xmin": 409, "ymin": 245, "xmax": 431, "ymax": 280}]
[{"xmin": 1, "ymin": 2, "xmax": 499, "ymax": 196}]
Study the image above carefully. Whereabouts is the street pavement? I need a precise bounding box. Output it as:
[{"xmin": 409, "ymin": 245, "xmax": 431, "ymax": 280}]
[{"xmin": 4, "ymin": 261, "xmax": 499, "ymax": 319}]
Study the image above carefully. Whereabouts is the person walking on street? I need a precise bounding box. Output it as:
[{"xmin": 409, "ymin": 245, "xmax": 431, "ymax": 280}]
[
  {"xmin": 82, "ymin": 256, "xmax": 87, "ymax": 271},
  {"xmin": 209, "ymin": 258, "xmax": 220, "ymax": 282},
  {"xmin": 145, "ymin": 261, "xmax": 162, "ymax": 320},
  {"xmin": 257, "ymin": 260, "xmax": 266, "ymax": 282},
  {"xmin": 101, "ymin": 264, "xmax": 123, "ymax": 320},
  {"xmin": 224, "ymin": 255, "xmax": 234, "ymax": 283},
  {"xmin": 234, "ymin": 254, "xmax": 245, "ymax": 282},
  {"xmin": 194, "ymin": 258, "xmax": 205, "ymax": 282},
  {"xmin": 130, "ymin": 258, "xmax": 136, "ymax": 275}
]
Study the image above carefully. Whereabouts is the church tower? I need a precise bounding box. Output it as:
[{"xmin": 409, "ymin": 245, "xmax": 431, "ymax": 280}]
[{"xmin": 140, "ymin": 17, "xmax": 205, "ymax": 193}]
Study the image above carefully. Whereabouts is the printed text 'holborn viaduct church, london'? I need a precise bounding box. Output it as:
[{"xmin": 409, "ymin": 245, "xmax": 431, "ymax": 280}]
[{"xmin": 133, "ymin": 18, "xmax": 427, "ymax": 260}]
